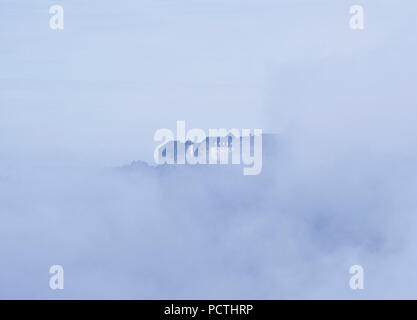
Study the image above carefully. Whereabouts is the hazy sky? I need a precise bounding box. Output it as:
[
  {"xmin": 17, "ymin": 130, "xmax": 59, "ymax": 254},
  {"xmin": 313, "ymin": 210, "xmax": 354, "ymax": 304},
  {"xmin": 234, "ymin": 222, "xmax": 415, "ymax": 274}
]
[
  {"xmin": 2, "ymin": 0, "xmax": 416, "ymax": 168},
  {"xmin": 1, "ymin": 1, "xmax": 417, "ymax": 299}
]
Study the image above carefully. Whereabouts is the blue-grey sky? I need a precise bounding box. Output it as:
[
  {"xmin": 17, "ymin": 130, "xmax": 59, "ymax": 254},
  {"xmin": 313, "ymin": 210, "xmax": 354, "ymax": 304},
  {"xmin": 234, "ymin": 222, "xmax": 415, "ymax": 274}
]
[
  {"xmin": 1, "ymin": 0, "xmax": 417, "ymax": 299},
  {"xmin": 2, "ymin": 0, "xmax": 415, "ymax": 168}
]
